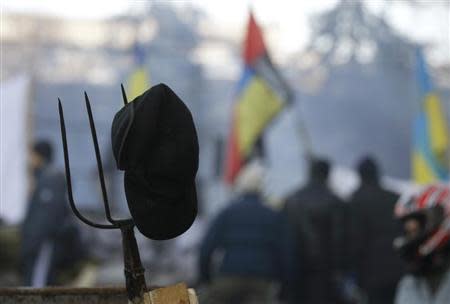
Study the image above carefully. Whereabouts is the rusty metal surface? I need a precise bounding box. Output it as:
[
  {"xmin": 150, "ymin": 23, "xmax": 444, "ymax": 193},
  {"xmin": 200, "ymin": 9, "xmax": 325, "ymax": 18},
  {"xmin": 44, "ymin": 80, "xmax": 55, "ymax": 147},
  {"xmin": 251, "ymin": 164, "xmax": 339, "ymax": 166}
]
[{"xmin": 0, "ymin": 287, "xmax": 129, "ymax": 304}]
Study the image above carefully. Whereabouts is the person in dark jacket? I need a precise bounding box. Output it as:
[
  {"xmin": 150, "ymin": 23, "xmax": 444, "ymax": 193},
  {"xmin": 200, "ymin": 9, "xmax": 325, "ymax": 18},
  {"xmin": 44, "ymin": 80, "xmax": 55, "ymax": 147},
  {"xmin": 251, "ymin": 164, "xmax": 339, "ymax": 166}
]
[
  {"xmin": 283, "ymin": 158, "xmax": 346, "ymax": 304},
  {"xmin": 20, "ymin": 140, "xmax": 84, "ymax": 286},
  {"xmin": 198, "ymin": 160, "xmax": 285, "ymax": 304},
  {"xmin": 347, "ymin": 156, "xmax": 403, "ymax": 304}
]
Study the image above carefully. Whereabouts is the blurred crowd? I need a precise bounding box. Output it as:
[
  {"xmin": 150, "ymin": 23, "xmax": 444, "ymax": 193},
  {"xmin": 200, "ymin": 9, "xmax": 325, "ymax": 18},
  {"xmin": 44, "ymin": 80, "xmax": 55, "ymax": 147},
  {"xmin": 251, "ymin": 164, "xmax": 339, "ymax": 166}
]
[
  {"xmin": 1, "ymin": 138, "xmax": 449, "ymax": 304},
  {"xmin": 197, "ymin": 157, "xmax": 450, "ymax": 304},
  {"xmin": 197, "ymin": 157, "xmax": 400, "ymax": 304}
]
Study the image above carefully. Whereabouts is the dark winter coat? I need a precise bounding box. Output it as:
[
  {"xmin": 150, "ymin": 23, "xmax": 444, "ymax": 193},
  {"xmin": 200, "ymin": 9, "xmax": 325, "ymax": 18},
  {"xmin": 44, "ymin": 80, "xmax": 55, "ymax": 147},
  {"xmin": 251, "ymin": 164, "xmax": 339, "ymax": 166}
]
[
  {"xmin": 199, "ymin": 192, "xmax": 285, "ymax": 283},
  {"xmin": 283, "ymin": 180, "xmax": 346, "ymax": 304},
  {"xmin": 21, "ymin": 167, "xmax": 67, "ymax": 255},
  {"xmin": 20, "ymin": 166, "xmax": 78, "ymax": 285},
  {"xmin": 348, "ymin": 182, "xmax": 404, "ymax": 303}
]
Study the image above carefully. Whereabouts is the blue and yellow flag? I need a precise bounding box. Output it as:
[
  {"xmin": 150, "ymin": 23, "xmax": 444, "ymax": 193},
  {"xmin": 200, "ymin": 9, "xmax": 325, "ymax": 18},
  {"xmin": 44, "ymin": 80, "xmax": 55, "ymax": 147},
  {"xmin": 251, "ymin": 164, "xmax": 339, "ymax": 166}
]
[
  {"xmin": 412, "ymin": 49, "xmax": 449, "ymax": 184},
  {"xmin": 224, "ymin": 12, "xmax": 292, "ymax": 183},
  {"xmin": 127, "ymin": 43, "xmax": 150, "ymax": 101}
]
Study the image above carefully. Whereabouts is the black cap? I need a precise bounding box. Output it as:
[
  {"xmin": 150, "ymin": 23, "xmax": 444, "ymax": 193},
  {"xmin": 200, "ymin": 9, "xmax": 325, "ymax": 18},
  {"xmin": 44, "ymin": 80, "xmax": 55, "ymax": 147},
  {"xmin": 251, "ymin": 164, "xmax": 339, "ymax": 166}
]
[{"xmin": 111, "ymin": 83, "xmax": 199, "ymax": 240}]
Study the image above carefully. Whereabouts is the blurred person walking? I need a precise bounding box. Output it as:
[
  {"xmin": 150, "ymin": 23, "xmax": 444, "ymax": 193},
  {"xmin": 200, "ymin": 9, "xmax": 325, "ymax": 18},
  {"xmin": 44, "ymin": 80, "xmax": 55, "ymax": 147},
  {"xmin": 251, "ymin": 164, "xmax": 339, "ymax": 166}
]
[
  {"xmin": 394, "ymin": 184, "xmax": 450, "ymax": 304},
  {"xmin": 198, "ymin": 160, "xmax": 285, "ymax": 304},
  {"xmin": 20, "ymin": 140, "xmax": 85, "ymax": 286},
  {"xmin": 347, "ymin": 157, "xmax": 403, "ymax": 304},
  {"xmin": 283, "ymin": 158, "xmax": 346, "ymax": 304}
]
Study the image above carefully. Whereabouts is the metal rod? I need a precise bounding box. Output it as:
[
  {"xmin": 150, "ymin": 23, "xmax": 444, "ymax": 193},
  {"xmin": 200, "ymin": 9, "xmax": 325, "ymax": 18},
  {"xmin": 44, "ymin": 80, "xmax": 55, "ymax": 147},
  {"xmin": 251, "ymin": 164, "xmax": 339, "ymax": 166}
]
[
  {"xmin": 84, "ymin": 92, "xmax": 121, "ymax": 225},
  {"xmin": 121, "ymin": 83, "xmax": 128, "ymax": 105},
  {"xmin": 58, "ymin": 98, "xmax": 117, "ymax": 229},
  {"xmin": 121, "ymin": 223, "xmax": 148, "ymax": 303}
]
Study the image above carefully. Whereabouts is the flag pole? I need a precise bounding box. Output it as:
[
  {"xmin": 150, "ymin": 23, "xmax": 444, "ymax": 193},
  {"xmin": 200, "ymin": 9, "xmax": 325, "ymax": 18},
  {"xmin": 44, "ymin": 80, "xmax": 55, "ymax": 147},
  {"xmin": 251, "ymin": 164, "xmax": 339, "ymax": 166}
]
[{"xmin": 294, "ymin": 103, "xmax": 314, "ymax": 162}]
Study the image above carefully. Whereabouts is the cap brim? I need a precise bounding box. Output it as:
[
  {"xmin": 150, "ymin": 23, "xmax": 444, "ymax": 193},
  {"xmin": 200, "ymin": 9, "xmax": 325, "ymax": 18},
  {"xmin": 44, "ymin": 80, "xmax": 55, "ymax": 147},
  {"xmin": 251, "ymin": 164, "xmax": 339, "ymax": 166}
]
[
  {"xmin": 111, "ymin": 102, "xmax": 135, "ymax": 170},
  {"xmin": 124, "ymin": 172, "xmax": 197, "ymax": 240}
]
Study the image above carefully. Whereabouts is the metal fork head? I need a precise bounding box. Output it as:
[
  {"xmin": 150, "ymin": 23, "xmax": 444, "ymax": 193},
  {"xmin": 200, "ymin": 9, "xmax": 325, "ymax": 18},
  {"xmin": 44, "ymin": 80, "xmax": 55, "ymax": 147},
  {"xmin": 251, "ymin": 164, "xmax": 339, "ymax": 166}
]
[
  {"xmin": 121, "ymin": 83, "xmax": 128, "ymax": 105},
  {"xmin": 58, "ymin": 91, "xmax": 132, "ymax": 229},
  {"xmin": 58, "ymin": 88, "xmax": 147, "ymax": 302}
]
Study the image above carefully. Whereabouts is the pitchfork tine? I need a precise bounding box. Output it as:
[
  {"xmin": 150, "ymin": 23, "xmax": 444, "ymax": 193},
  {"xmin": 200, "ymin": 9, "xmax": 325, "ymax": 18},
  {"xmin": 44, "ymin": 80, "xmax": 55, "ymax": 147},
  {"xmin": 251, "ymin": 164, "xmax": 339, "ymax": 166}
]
[
  {"xmin": 58, "ymin": 98, "xmax": 116, "ymax": 229},
  {"xmin": 121, "ymin": 83, "xmax": 128, "ymax": 105},
  {"xmin": 84, "ymin": 92, "xmax": 121, "ymax": 225}
]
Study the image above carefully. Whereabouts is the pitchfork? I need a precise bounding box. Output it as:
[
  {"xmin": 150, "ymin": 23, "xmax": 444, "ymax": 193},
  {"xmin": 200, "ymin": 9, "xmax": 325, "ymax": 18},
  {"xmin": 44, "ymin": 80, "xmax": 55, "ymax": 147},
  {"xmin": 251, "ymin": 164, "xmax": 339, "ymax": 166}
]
[{"xmin": 57, "ymin": 85, "xmax": 148, "ymax": 304}]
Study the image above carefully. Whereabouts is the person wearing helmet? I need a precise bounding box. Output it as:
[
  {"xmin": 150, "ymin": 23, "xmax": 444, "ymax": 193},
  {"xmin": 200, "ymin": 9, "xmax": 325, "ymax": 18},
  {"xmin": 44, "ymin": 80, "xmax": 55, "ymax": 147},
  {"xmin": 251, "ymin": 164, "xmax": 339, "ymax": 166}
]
[{"xmin": 394, "ymin": 184, "xmax": 450, "ymax": 304}]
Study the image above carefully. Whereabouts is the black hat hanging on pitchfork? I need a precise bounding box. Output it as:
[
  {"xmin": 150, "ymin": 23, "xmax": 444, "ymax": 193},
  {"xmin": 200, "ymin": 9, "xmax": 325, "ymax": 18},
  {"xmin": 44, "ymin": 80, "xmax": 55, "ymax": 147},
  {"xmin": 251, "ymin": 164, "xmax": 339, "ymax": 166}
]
[
  {"xmin": 111, "ymin": 83, "xmax": 199, "ymax": 240},
  {"xmin": 57, "ymin": 83, "xmax": 199, "ymax": 303}
]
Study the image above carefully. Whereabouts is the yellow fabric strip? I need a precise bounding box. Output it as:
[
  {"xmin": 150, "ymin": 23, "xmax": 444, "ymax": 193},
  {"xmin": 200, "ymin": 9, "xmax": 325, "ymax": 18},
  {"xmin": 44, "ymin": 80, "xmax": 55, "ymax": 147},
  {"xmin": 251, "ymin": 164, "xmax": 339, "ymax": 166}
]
[
  {"xmin": 424, "ymin": 93, "xmax": 449, "ymax": 162},
  {"xmin": 412, "ymin": 151, "xmax": 438, "ymax": 185},
  {"xmin": 127, "ymin": 67, "xmax": 150, "ymax": 101},
  {"xmin": 236, "ymin": 76, "xmax": 283, "ymax": 156}
]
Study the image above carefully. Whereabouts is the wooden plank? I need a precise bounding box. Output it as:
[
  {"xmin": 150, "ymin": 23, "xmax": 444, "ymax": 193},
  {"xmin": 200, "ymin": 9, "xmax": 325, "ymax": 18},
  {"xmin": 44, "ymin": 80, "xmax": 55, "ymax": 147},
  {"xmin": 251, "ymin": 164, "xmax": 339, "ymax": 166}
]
[{"xmin": 148, "ymin": 283, "xmax": 197, "ymax": 304}]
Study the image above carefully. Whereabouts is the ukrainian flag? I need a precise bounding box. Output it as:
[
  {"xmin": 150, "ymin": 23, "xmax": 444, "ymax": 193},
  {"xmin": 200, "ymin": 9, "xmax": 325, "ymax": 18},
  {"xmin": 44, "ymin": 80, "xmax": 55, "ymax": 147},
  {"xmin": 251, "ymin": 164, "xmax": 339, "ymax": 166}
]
[
  {"xmin": 224, "ymin": 12, "xmax": 292, "ymax": 184},
  {"xmin": 412, "ymin": 48, "xmax": 449, "ymax": 184}
]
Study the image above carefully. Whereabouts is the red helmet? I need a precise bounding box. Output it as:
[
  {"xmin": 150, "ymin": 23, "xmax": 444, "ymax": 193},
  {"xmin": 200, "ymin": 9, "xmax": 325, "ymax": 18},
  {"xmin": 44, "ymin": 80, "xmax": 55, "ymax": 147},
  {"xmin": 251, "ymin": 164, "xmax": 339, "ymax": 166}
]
[{"xmin": 394, "ymin": 184, "xmax": 450, "ymax": 273}]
